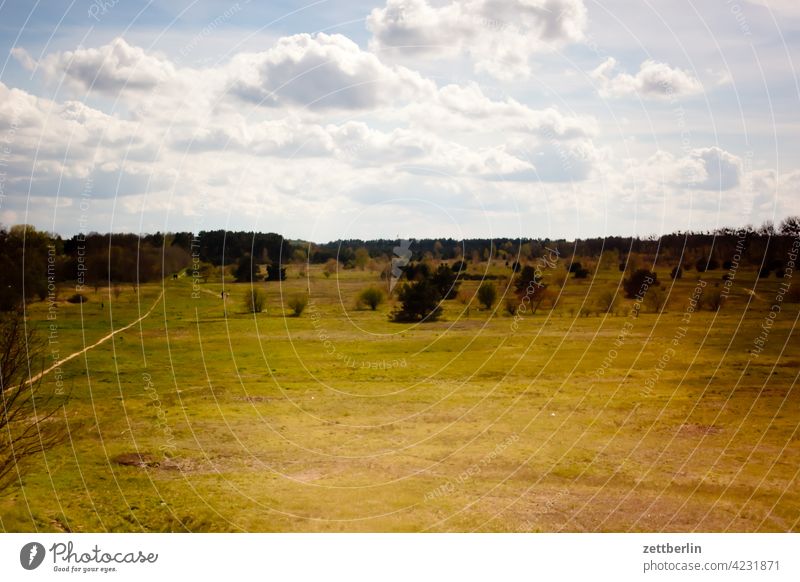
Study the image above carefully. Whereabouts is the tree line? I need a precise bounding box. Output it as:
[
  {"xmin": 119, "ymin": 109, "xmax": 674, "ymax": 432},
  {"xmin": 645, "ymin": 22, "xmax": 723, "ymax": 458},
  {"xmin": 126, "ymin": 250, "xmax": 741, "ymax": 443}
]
[{"xmin": 1, "ymin": 217, "xmax": 798, "ymax": 312}]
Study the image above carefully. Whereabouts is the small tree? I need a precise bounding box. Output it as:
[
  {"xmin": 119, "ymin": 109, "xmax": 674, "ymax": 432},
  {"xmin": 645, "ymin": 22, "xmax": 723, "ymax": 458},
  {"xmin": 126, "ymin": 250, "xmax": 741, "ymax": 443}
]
[
  {"xmin": 392, "ymin": 280, "xmax": 442, "ymax": 322},
  {"xmin": 573, "ymin": 268, "xmax": 590, "ymax": 279},
  {"xmin": 266, "ymin": 264, "xmax": 286, "ymax": 282},
  {"xmin": 644, "ymin": 286, "xmax": 668, "ymax": 313},
  {"xmin": 451, "ymin": 260, "xmax": 468, "ymax": 273},
  {"xmin": 358, "ymin": 287, "xmax": 385, "ymax": 311},
  {"xmin": 287, "ymin": 294, "xmax": 308, "ymax": 316},
  {"xmin": 402, "ymin": 262, "xmax": 431, "ymax": 282},
  {"xmin": 197, "ymin": 262, "xmax": 217, "ymax": 282},
  {"xmin": 597, "ymin": 289, "xmax": 618, "ymax": 314},
  {"xmin": 431, "ymin": 264, "xmax": 460, "ymax": 299},
  {"xmin": 623, "ymin": 269, "xmax": 659, "ymax": 299},
  {"xmin": 477, "ymin": 282, "xmax": 497, "ymax": 309},
  {"xmin": 514, "ymin": 265, "xmax": 541, "ymax": 296},
  {"xmin": 1, "ymin": 310, "xmax": 69, "ymax": 494},
  {"xmin": 504, "ymin": 297, "xmax": 517, "ymax": 316},
  {"xmin": 243, "ymin": 288, "xmax": 266, "ymax": 313},
  {"xmin": 695, "ymin": 257, "xmax": 707, "ymax": 273},
  {"xmin": 702, "ymin": 288, "xmax": 724, "ymax": 311},
  {"xmin": 354, "ymin": 248, "xmax": 370, "ymax": 270},
  {"xmin": 324, "ymin": 259, "xmax": 338, "ymax": 278},
  {"xmin": 670, "ymin": 266, "xmax": 683, "ymax": 280},
  {"xmin": 66, "ymin": 293, "xmax": 88, "ymax": 304},
  {"xmin": 234, "ymin": 254, "xmax": 260, "ymax": 283}
]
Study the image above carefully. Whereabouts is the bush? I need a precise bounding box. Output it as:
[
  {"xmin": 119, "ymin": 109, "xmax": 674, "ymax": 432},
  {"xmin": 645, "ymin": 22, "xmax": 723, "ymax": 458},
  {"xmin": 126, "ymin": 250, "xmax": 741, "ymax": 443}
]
[
  {"xmin": 402, "ymin": 262, "xmax": 431, "ymax": 282},
  {"xmin": 431, "ymin": 264, "xmax": 460, "ymax": 299},
  {"xmin": 287, "ymin": 294, "xmax": 308, "ymax": 316},
  {"xmin": 644, "ymin": 286, "xmax": 668, "ymax": 313},
  {"xmin": 477, "ymin": 282, "xmax": 497, "ymax": 309},
  {"xmin": 597, "ymin": 289, "xmax": 617, "ymax": 314},
  {"xmin": 243, "ymin": 288, "xmax": 265, "ymax": 313},
  {"xmin": 573, "ymin": 268, "xmax": 590, "ymax": 279},
  {"xmin": 759, "ymin": 266, "xmax": 771, "ymax": 278},
  {"xmin": 358, "ymin": 287, "xmax": 385, "ymax": 311},
  {"xmin": 702, "ymin": 287, "xmax": 724, "ymax": 311},
  {"xmin": 392, "ymin": 279, "xmax": 442, "ymax": 322},
  {"xmin": 670, "ymin": 266, "xmax": 683, "ymax": 280},
  {"xmin": 266, "ymin": 264, "xmax": 287, "ymax": 281},
  {"xmin": 623, "ymin": 269, "xmax": 659, "ymax": 299},
  {"xmin": 234, "ymin": 254, "xmax": 261, "ymax": 282},
  {"xmin": 695, "ymin": 257, "xmax": 707, "ymax": 273},
  {"xmin": 504, "ymin": 297, "xmax": 517, "ymax": 316},
  {"xmin": 514, "ymin": 265, "xmax": 542, "ymax": 295},
  {"xmin": 324, "ymin": 258, "xmax": 338, "ymax": 278},
  {"xmin": 66, "ymin": 293, "xmax": 88, "ymax": 304}
]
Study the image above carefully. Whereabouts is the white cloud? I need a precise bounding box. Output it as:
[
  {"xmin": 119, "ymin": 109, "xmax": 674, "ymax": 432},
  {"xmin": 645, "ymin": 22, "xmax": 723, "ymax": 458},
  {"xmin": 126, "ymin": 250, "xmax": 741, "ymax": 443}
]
[
  {"xmin": 626, "ymin": 147, "xmax": 742, "ymax": 194},
  {"xmin": 229, "ymin": 33, "xmax": 435, "ymax": 110},
  {"xmin": 4, "ymin": 31, "xmax": 792, "ymax": 241},
  {"xmin": 14, "ymin": 38, "xmax": 176, "ymax": 94},
  {"xmin": 367, "ymin": 0, "xmax": 588, "ymax": 80},
  {"xmin": 406, "ymin": 82, "xmax": 596, "ymax": 138},
  {"xmin": 591, "ymin": 57, "xmax": 703, "ymax": 99},
  {"xmin": 689, "ymin": 146, "xmax": 742, "ymax": 190}
]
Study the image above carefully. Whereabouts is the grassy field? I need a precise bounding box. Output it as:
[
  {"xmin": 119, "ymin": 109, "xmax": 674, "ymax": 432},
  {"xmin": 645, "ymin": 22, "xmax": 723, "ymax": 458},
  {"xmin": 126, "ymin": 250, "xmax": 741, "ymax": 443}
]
[{"xmin": 1, "ymin": 259, "xmax": 798, "ymax": 532}]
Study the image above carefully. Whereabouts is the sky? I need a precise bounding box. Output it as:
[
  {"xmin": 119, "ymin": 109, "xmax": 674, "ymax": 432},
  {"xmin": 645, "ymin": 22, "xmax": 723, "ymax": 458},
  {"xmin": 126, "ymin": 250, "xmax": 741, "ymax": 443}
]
[{"xmin": 0, "ymin": 0, "xmax": 798, "ymax": 242}]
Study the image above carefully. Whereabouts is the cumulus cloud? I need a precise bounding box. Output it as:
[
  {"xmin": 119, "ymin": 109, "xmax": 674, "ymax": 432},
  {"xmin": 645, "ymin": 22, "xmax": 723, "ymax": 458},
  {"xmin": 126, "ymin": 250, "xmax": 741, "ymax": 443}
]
[
  {"xmin": 407, "ymin": 82, "xmax": 596, "ymax": 138},
  {"xmin": 591, "ymin": 57, "xmax": 703, "ymax": 99},
  {"xmin": 626, "ymin": 147, "xmax": 742, "ymax": 197},
  {"xmin": 689, "ymin": 147, "xmax": 742, "ymax": 190},
  {"xmin": 5, "ymin": 32, "xmax": 760, "ymax": 240},
  {"xmin": 14, "ymin": 38, "xmax": 176, "ymax": 94},
  {"xmin": 367, "ymin": 0, "xmax": 588, "ymax": 80},
  {"xmin": 229, "ymin": 33, "xmax": 435, "ymax": 110},
  {"xmin": 0, "ymin": 81, "xmax": 143, "ymax": 166}
]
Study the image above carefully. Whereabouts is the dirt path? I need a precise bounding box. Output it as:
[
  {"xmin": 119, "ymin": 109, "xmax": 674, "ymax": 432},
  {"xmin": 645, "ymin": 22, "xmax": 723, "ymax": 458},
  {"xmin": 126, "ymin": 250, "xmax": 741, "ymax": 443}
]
[{"xmin": 27, "ymin": 289, "xmax": 165, "ymax": 385}]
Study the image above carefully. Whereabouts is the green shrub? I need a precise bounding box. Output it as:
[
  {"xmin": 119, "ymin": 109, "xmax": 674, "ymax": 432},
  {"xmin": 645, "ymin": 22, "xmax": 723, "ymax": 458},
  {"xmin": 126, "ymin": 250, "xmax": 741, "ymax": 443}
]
[
  {"xmin": 702, "ymin": 287, "xmax": 724, "ymax": 311},
  {"xmin": 358, "ymin": 287, "xmax": 385, "ymax": 310},
  {"xmin": 597, "ymin": 289, "xmax": 617, "ymax": 314},
  {"xmin": 392, "ymin": 280, "xmax": 442, "ymax": 322},
  {"xmin": 287, "ymin": 294, "xmax": 308, "ymax": 316},
  {"xmin": 477, "ymin": 282, "xmax": 497, "ymax": 309},
  {"xmin": 243, "ymin": 288, "xmax": 266, "ymax": 313},
  {"xmin": 504, "ymin": 297, "xmax": 517, "ymax": 316}
]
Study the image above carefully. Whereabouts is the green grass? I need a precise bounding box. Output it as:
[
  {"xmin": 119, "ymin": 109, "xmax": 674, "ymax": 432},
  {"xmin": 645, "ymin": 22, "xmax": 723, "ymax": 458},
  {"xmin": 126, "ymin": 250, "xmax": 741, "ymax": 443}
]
[{"xmin": 2, "ymin": 262, "xmax": 798, "ymax": 532}]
